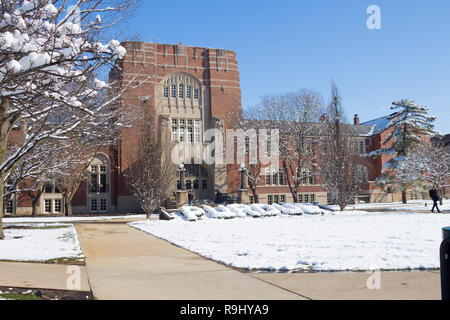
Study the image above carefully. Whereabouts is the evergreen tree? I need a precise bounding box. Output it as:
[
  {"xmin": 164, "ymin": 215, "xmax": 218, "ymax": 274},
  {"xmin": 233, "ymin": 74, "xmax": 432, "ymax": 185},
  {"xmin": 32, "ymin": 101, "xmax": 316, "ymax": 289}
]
[{"xmin": 372, "ymin": 99, "xmax": 436, "ymax": 204}]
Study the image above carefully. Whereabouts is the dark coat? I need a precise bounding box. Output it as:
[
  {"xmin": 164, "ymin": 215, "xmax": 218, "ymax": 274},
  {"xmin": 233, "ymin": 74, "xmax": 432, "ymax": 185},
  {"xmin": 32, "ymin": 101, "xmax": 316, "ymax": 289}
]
[{"xmin": 429, "ymin": 189, "xmax": 440, "ymax": 201}]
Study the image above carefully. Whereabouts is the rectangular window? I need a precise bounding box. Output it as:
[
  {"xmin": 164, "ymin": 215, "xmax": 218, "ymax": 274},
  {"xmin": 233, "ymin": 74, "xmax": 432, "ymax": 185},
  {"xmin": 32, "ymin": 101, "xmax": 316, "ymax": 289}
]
[
  {"xmin": 310, "ymin": 194, "xmax": 316, "ymax": 203},
  {"xmin": 90, "ymin": 174, "xmax": 98, "ymax": 193},
  {"xmin": 179, "ymin": 127, "xmax": 185, "ymax": 142},
  {"xmin": 179, "ymin": 84, "xmax": 184, "ymax": 98},
  {"xmin": 91, "ymin": 199, "xmax": 98, "ymax": 212},
  {"xmin": 188, "ymin": 127, "xmax": 193, "ymax": 143},
  {"xmin": 194, "ymin": 88, "xmax": 199, "ymax": 99},
  {"xmin": 265, "ymin": 170, "xmax": 271, "ymax": 185},
  {"xmin": 172, "ymin": 118, "xmax": 178, "ymax": 125},
  {"xmin": 44, "ymin": 185, "xmax": 53, "ymax": 193},
  {"xmin": 171, "ymin": 85, "xmax": 177, "ymax": 98},
  {"xmin": 45, "ymin": 200, "xmax": 52, "ymax": 213},
  {"xmin": 163, "ymin": 87, "xmax": 169, "ymax": 98},
  {"xmin": 179, "ymin": 119, "xmax": 185, "ymax": 125},
  {"xmin": 272, "ymin": 171, "xmax": 278, "ymax": 185},
  {"xmin": 279, "ymin": 171, "xmax": 284, "ymax": 185},
  {"xmin": 309, "ymin": 173, "xmax": 314, "ymax": 185},
  {"xmin": 302, "ymin": 171, "xmax": 307, "ymax": 184},
  {"xmin": 359, "ymin": 141, "xmax": 366, "ymax": 154},
  {"xmin": 249, "ymin": 196, "xmax": 254, "ymax": 204},
  {"xmin": 202, "ymin": 180, "xmax": 208, "ymax": 190},
  {"xmin": 186, "ymin": 180, "xmax": 192, "ymax": 190},
  {"xmin": 298, "ymin": 194, "xmax": 303, "ymax": 203},
  {"xmin": 280, "ymin": 195, "xmax": 286, "ymax": 203},
  {"xmin": 100, "ymin": 174, "xmax": 107, "ymax": 193},
  {"xmin": 267, "ymin": 195, "xmax": 273, "ymax": 205},
  {"xmin": 186, "ymin": 86, "xmax": 192, "ymax": 99},
  {"xmin": 187, "ymin": 119, "xmax": 193, "ymax": 125},
  {"xmin": 54, "ymin": 199, "xmax": 62, "ymax": 213},
  {"xmin": 274, "ymin": 195, "xmax": 279, "ymax": 204},
  {"xmin": 193, "ymin": 180, "xmax": 199, "ymax": 190},
  {"xmin": 100, "ymin": 199, "xmax": 107, "ymax": 212},
  {"xmin": 172, "ymin": 126, "xmax": 178, "ymax": 142},
  {"xmin": 195, "ymin": 127, "xmax": 201, "ymax": 143},
  {"xmin": 327, "ymin": 193, "xmax": 332, "ymax": 205},
  {"xmin": 5, "ymin": 200, "xmax": 14, "ymax": 214},
  {"xmin": 304, "ymin": 194, "xmax": 309, "ymax": 203}
]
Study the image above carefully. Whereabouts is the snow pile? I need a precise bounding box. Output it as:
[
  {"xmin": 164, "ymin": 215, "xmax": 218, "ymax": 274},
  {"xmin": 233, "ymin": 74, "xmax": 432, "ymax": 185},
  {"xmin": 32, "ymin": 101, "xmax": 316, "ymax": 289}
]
[
  {"xmin": 0, "ymin": 224, "xmax": 83, "ymax": 262},
  {"xmin": 130, "ymin": 212, "xmax": 450, "ymax": 271}
]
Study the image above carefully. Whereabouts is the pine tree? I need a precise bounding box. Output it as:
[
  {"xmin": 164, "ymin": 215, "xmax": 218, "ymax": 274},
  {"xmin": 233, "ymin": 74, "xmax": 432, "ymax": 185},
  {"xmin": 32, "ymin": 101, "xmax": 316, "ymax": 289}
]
[{"xmin": 374, "ymin": 100, "xmax": 436, "ymax": 204}]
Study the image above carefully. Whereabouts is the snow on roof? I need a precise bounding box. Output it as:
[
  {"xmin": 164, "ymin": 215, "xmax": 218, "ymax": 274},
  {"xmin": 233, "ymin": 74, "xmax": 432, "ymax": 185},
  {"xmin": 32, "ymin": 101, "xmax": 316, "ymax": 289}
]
[{"xmin": 361, "ymin": 112, "xmax": 398, "ymax": 134}]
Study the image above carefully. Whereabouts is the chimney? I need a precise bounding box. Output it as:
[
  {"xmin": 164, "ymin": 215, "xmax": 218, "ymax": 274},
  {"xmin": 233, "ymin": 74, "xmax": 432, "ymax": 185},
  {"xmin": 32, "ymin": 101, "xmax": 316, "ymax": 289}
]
[{"xmin": 354, "ymin": 114, "xmax": 360, "ymax": 125}]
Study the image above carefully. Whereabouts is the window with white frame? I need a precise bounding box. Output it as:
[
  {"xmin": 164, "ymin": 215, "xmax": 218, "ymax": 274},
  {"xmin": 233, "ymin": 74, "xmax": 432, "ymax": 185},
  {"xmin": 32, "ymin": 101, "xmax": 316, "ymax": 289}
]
[
  {"xmin": 45, "ymin": 200, "xmax": 52, "ymax": 213},
  {"xmin": 90, "ymin": 163, "xmax": 108, "ymax": 193},
  {"xmin": 91, "ymin": 199, "xmax": 98, "ymax": 212},
  {"xmin": 265, "ymin": 169, "xmax": 271, "ymax": 185},
  {"xmin": 5, "ymin": 199, "xmax": 14, "ymax": 214},
  {"xmin": 54, "ymin": 199, "xmax": 62, "ymax": 213},
  {"xmin": 171, "ymin": 118, "xmax": 202, "ymax": 143},
  {"xmin": 163, "ymin": 74, "xmax": 200, "ymax": 101},
  {"xmin": 100, "ymin": 199, "xmax": 107, "ymax": 212},
  {"xmin": 179, "ymin": 84, "xmax": 184, "ymax": 99}
]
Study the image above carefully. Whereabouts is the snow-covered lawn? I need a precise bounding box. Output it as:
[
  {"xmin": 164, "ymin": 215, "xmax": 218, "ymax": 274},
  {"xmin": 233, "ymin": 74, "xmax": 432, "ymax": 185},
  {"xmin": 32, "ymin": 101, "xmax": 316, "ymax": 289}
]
[
  {"xmin": 0, "ymin": 224, "xmax": 83, "ymax": 262},
  {"xmin": 3, "ymin": 214, "xmax": 146, "ymax": 224},
  {"xmin": 333, "ymin": 199, "xmax": 450, "ymax": 212},
  {"xmin": 130, "ymin": 212, "xmax": 450, "ymax": 272}
]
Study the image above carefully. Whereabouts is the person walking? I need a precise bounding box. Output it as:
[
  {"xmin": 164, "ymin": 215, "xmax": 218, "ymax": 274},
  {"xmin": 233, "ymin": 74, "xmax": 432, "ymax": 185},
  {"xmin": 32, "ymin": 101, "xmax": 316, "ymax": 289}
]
[{"xmin": 429, "ymin": 186, "xmax": 441, "ymax": 213}]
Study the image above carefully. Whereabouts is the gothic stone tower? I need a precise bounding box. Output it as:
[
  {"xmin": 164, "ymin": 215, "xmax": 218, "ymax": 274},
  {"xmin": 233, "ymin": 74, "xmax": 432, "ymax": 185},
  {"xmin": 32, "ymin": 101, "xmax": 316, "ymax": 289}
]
[{"xmin": 111, "ymin": 42, "xmax": 243, "ymax": 211}]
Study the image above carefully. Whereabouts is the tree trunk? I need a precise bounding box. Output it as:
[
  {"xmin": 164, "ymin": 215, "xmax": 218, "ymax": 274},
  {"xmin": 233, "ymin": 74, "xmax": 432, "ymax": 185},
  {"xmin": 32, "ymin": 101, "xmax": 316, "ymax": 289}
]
[
  {"xmin": 402, "ymin": 189, "xmax": 407, "ymax": 204},
  {"xmin": 440, "ymin": 189, "xmax": 444, "ymax": 206},
  {"xmin": 0, "ymin": 98, "xmax": 11, "ymax": 240},
  {"xmin": 251, "ymin": 188, "xmax": 259, "ymax": 203},
  {"xmin": 31, "ymin": 197, "xmax": 39, "ymax": 217},
  {"xmin": 64, "ymin": 195, "xmax": 73, "ymax": 217},
  {"xmin": 0, "ymin": 183, "xmax": 4, "ymax": 240}
]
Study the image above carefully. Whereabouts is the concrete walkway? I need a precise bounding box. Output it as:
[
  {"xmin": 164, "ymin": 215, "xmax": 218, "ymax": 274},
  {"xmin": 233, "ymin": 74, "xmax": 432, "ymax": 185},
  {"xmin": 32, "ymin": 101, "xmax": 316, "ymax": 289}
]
[
  {"xmin": 252, "ymin": 271, "xmax": 441, "ymax": 300},
  {"xmin": 75, "ymin": 222, "xmax": 442, "ymax": 300},
  {"xmin": 0, "ymin": 262, "xmax": 90, "ymax": 292},
  {"xmin": 75, "ymin": 223, "xmax": 303, "ymax": 300}
]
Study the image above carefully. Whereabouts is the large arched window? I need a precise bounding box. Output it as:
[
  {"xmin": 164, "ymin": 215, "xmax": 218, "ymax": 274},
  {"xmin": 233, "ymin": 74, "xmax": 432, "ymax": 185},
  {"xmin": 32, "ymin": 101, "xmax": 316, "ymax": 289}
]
[
  {"xmin": 88, "ymin": 154, "xmax": 110, "ymax": 213},
  {"xmin": 163, "ymin": 74, "xmax": 201, "ymax": 102}
]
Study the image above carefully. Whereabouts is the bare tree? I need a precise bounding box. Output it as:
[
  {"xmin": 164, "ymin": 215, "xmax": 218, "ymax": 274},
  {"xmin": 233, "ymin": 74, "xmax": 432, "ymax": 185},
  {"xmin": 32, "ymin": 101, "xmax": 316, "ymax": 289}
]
[
  {"xmin": 125, "ymin": 111, "xmax": 176, "ymax": 219},
  {"xmin": 243, "ymin": 91, "xmax": 323, "ymax": 202},
  {"xmin": 404, "ymin": 142, "xmax": 450, "ymax": 205},
  {"xmin": 318, "ymin": 83, "xmax": 364, "ymax": 211},
  {"xmin": 0, "ymin": 0, "xmax": 140, "ymax": 238}
]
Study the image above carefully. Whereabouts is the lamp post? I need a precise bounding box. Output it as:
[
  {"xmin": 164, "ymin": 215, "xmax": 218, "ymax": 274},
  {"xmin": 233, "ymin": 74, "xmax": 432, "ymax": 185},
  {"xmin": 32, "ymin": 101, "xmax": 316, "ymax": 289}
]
[
  {"xmin": 237, "ymin": 164, "xmax": 250, "ymax": 205},
  {"xmin": 178, "ymin": 163, "xmax": 186, "ymax": 191}
]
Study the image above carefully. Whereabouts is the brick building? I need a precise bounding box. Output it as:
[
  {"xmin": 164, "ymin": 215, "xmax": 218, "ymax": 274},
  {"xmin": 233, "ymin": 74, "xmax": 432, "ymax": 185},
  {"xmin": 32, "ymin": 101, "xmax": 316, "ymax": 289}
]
[{"xmin": 4, "ymin": 42, "xmax": 436, "ymax": 216}]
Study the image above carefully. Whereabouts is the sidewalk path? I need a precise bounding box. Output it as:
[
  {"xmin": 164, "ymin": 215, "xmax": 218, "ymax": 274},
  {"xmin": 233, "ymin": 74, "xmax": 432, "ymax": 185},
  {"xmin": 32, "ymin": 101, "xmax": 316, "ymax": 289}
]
[
  {"xmin": 75, "ymin": 223, "xmax": 303, "ymax": 300},
  {"xmin": 0, "ymin": 262, "xmax": 90, "ymax": 292},
  {"xmin": 75, "ymin": 223, "xmax": 441, "ymax": 300},
  {"xmin": 251, "ymin": 271, "xmax": 441, "ymax": 300}
]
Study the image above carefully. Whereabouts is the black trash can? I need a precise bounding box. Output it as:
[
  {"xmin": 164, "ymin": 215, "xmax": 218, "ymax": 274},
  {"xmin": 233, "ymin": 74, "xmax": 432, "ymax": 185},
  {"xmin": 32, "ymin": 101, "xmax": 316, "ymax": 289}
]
[{"xmin": 441, "ymin": 227, "xmax": 450, "ymax": 300}]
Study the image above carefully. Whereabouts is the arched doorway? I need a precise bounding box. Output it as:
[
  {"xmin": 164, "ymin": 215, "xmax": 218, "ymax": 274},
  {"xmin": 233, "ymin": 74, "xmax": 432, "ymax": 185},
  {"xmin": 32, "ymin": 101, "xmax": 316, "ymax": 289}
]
[{"xmin": 177, "ymin": 164, "xmax": 212, "ymax": 202}]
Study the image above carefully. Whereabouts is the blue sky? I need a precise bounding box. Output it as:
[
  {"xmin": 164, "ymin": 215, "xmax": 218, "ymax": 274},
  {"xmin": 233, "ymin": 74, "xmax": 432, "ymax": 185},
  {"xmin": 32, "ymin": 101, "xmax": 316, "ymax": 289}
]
[{"xmin": 125, "ymin": 0, "xmax": 450, "ymax": 133}]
